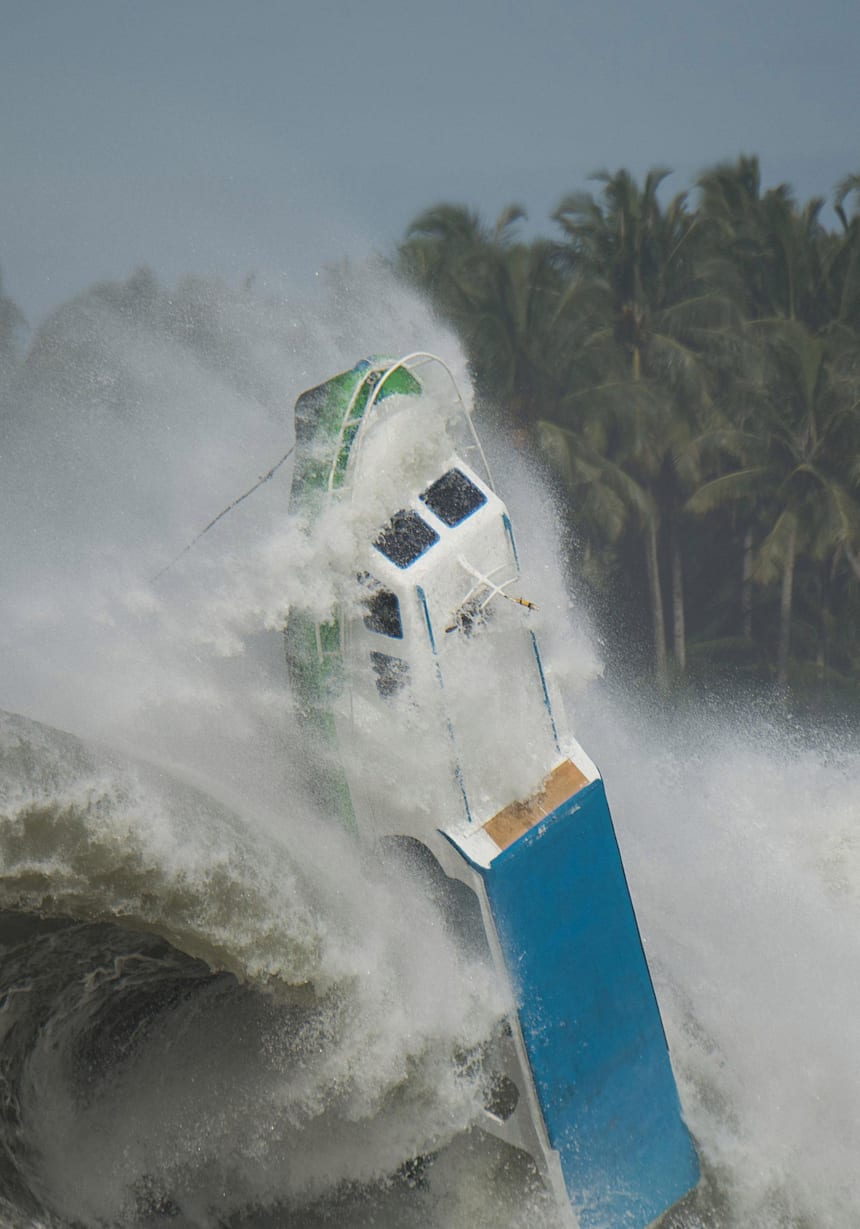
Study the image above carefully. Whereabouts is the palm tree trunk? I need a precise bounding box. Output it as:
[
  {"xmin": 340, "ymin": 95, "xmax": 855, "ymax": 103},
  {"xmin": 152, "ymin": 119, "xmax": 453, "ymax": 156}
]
[
  {"xmin": 741, "ymin": 526, "xmax": 753, "ymax": 639},
  {"xmin": 776, "ymin": 520, "xmax": 796, "ymax": 692},
  {"xmin": 671, "ymin": 527, "xmax": 686, "ymax": 672},
  {"xmin": 816, "ymin": 566, "xmax": 830, "ymax": 707},
  {"xmin": 644, "ymin": 517, "xmax": 667, "ymax": 685}
]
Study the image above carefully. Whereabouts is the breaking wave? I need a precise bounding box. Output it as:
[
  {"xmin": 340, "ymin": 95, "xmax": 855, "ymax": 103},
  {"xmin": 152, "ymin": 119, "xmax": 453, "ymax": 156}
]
[
  {"xmin": 0, "ymin": 710, "xmax": 523, "ymax": 1228},
  {"xmin": 0, "ymin": 267, "xmax": 857, "ymax": 1227}
]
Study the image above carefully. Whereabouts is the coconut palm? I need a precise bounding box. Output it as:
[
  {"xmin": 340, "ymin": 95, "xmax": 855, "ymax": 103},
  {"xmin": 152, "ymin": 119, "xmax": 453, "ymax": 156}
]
[
  {"xmin": 692, "ymin": 159, "xmax": 860, "ymax": 675},
  {"xmin": 689, "ymin": 320, "xmax": 860, "ymax": 689},
  {"xmin": 399, "ymin": 204, "xmax": 581, "ymax": 429},
  {"xmin": 697, "ymin": 155, "xmax": 839, "ymax": 331},
  {"xmin": 830, "ymin": 173, "xmax": 860, "ymax": 338},
  {"xmin": 549, "ymin": 168, "xmax": 736, "ymax": 678}
]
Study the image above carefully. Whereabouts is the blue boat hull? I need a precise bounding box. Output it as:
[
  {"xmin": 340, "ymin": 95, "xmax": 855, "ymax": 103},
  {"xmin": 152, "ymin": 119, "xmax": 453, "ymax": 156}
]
[{"xmin": 455, "ymin": 779, "xmax": 699, "ymax": 1228}]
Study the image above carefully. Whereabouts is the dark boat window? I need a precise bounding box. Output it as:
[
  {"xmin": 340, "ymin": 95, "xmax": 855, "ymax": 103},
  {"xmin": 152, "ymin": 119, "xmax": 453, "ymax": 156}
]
[
  {"xmin": 374, "ymin": 510, "xmax": 439, "ymax": 568},
  {"xmin": 370, "ymin": 651, "xmax": 410, "ymax": 698},
  {"xmin": 420, "ymin": 468, "xmax": 487, "ymax": 527},
  {"xmin": 363, "ymin": 586, "xmax": 403, "ymax": 638}
]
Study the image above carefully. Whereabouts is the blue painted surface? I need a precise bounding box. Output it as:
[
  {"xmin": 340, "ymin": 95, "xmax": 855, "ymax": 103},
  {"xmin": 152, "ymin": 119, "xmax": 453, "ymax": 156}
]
[
  {"xmin": 478, "ymin": 780, "xmax": 699, "ymax": 1229},
  {"xmin": 529, "ymin": 631, "xmax": 560, "ymax": 753},
  {"xmin": 502, "ymin": 512, "xmax": 520, "ymax": 566},
  {"xmin": 416, "ymin": 585, "xmax": 437, "ymax": 654}
]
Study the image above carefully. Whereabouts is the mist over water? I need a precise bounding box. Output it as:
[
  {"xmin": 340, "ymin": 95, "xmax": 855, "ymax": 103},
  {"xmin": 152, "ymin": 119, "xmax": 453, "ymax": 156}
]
[{"xmin": 0, "ymin": 266, "xmax": 857, "ymax": 1227}]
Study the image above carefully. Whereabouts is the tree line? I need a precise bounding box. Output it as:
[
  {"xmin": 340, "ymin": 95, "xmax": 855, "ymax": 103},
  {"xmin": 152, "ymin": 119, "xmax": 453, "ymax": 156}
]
[
  {"xmin": 2, "ymin": 154, "xmax": 858, "ymax": 706},
  {"xmin": 396, "ymin": 156, "xmax": 860, "ymax": 706}
]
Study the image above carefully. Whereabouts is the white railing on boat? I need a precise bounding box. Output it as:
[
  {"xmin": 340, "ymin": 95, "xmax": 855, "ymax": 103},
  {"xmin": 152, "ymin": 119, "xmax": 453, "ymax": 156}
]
[{"xmin": 325, "ymin": 352, "xmax": 495, "ymax": 495}]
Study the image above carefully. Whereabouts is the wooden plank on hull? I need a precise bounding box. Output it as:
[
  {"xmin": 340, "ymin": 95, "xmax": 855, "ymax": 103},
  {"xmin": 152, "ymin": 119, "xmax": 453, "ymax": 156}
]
[{"xmin": 484, "ymin": 758, "xmax": 590, "ymax": 852}]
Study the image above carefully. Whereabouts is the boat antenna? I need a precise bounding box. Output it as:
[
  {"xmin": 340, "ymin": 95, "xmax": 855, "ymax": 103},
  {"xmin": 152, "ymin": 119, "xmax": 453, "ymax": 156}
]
[{"xmin": 150, "ymin": 443, "xmax": 295, "ymax": 584}]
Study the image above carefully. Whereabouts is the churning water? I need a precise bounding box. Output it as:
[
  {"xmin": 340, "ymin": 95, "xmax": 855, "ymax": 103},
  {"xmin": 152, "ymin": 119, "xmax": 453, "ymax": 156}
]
[{"xmin": 0, "ymin": 268, "xmax": 858, "ymax": 1227}]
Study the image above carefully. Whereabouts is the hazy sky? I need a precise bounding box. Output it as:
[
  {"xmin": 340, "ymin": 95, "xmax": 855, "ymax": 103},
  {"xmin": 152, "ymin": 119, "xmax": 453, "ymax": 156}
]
[{"xmin": 3, "ymin": 0, "xmax": 859, "ymax": 323}]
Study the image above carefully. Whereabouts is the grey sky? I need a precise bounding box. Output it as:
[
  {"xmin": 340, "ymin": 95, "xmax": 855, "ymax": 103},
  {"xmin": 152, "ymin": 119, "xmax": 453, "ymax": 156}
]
[{"xmin": 3, "ymin": 0, "xmax": 859, "ymax": 323}]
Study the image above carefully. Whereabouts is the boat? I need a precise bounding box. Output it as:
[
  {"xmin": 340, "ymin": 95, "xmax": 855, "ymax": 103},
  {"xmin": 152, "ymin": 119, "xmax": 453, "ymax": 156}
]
[{"xmin": 285, "ymin": 352, "xmax": 700, "ymax": 1228}]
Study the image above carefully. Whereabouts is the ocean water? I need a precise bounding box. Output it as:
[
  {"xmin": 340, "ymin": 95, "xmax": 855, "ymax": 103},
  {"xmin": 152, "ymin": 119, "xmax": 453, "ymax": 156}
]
[{"xmin": 0, "ymin": 269, "xmax": 857, "ymax": 1227}]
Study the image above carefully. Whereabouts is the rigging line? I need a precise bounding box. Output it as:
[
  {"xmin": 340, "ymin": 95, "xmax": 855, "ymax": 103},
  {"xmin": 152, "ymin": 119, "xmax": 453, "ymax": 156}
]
[{"xmin": 150, "ymin": 443, "xmax": 295, "ymax": 584}]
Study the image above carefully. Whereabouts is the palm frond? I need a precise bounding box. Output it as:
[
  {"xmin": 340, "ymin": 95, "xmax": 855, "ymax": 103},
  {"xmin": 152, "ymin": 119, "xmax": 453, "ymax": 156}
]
[{"xmin": 686, "ymin": 467, "xmax": 767, "ymax": 514}]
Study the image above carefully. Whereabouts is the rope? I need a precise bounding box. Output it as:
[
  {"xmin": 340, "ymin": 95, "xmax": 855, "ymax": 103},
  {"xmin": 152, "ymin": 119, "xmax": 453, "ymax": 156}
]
[{"xmin": 150, "ymin": 444, "xmax": 295, "ymax": 583}]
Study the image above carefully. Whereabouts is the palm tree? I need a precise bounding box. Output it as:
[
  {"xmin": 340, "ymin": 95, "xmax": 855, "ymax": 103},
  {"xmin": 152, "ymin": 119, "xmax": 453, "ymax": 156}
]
[
  {"xmin": 399, "ymin": 204, "xmax": 578, "ymax": 429},
  {"xmin": 692, "ymin": 157, "xmax": 860, "ymax": 680},
  {"xmin": 398, "ymin": 202, "xmax": 500, "ymax": 330},
  {"xmin": 689, "ymin": 320, "xmax": 860, "ymax": 690},
  {"xmin": 549, "ymin": 168, "xmax": 735, "ymax": 680},
  {"xmin": 698, "ymin": 155, "xmax": 851, "ymax": 340},
  {"xmin": 831, "ymin": 173, "xmax": 860, "ymax": 338}
]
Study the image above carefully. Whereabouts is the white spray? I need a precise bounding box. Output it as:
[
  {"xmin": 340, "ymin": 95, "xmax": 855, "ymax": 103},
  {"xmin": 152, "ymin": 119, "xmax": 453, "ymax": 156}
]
[{"xmin": 0, "ymin": 265, "xmax": 857, "ymax": 1227}]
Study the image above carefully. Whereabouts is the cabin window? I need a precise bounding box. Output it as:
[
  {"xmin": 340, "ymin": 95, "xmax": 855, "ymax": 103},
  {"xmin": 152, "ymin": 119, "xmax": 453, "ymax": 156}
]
[
  {"xmin": 420, "ymin": 468, "xmax": 487, "ymax": 527},
  {"xmin": 370, "ymin": 650, "xmax": 410, "ymax": 698},
  {"xmin": 361, "ymin": 583, "xmax": 403, "ymax": 638},
  {"xmin": 374, "ymin": 510, "xmax": 439, "ymax": 568}
]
